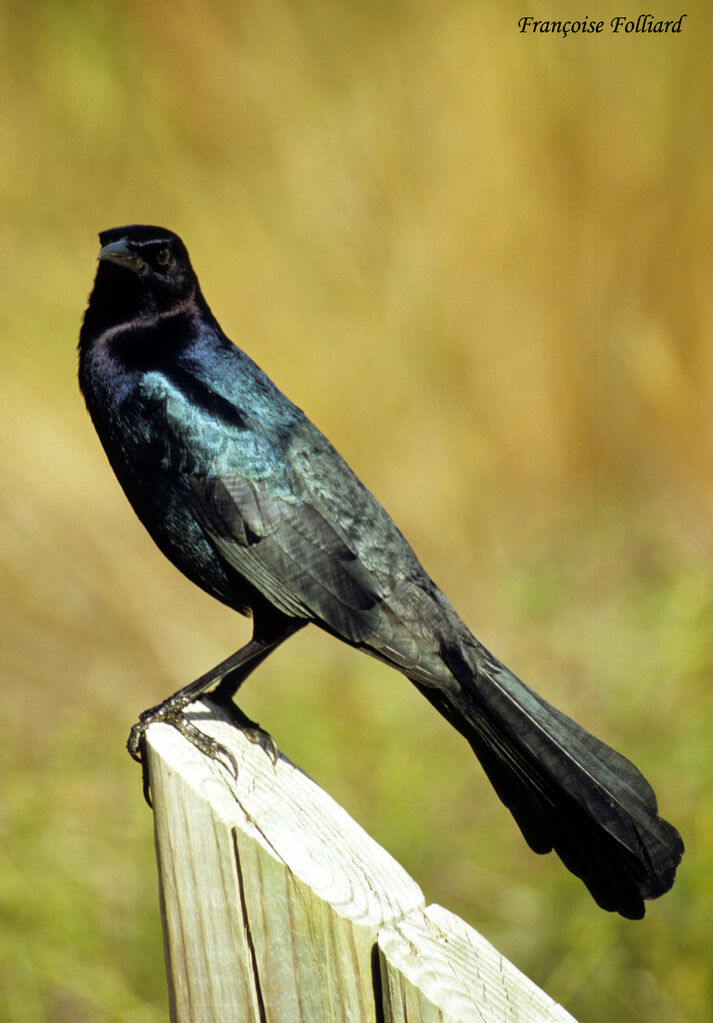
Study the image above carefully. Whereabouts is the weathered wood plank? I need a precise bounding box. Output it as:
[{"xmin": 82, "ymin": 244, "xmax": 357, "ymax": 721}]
[
  {"xmin": 146, "ymin": 698, "xmax": 424, "ymax": 1022},
  {"xmin": 378, "ymin": 903, "xmax": 576, "ymax": 1023}
]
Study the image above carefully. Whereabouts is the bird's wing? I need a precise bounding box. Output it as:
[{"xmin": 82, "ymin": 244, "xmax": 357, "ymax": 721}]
[
  {"xmin": 140, "ymin": 366, "xmax": 449, "ymax": 671},
  {"xmin": 136, "ymin": 368, "xmax": 380, "ymax": 637},
  {"xmin": 190, "ymin": 473, "xmax": 386, "ymax": 643}
]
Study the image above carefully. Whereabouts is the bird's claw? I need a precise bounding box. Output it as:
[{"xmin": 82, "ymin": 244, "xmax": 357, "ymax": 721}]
[
  {"xmin": 252, "ymin": 728, "xmax": 279, "ymax": 765},
  {"xmin": 128, "ymin": 703, "xmax": 241, "ymax": 806},
  {"xmin": 212, "ymin": 741, "xmax": 239, "ymax": 781},
  {"xmin": 208, "ymin": 695, "xmax": 279, "ymax": 765}
]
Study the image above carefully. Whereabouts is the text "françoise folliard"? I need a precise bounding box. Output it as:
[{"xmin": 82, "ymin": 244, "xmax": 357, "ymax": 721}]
[{"xmin": 518, "ymin": 14, "xmax": 687, "ymax": 37}]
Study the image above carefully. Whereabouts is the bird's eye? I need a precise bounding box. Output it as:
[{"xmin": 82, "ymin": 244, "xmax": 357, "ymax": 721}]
[{"xmin": 156, "ymin": 247, "xmax": 171, "ymax": 266}]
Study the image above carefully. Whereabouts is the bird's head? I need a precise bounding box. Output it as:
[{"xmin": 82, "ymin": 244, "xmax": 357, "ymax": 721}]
[{"xmin": 87, "ymin": 225, "xmax": 202, "ymax": 330}]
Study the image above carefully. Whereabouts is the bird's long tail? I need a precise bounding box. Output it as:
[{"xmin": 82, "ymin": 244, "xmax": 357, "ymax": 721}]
[{"xmin": 411, "ymin": 640, "xmax": 683, "ymax": 918}]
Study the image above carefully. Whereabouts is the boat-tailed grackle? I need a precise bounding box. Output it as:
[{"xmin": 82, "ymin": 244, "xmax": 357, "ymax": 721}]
[{"xmin": 79, "ymin": 225, "xmax": 683, "ymax": 917}]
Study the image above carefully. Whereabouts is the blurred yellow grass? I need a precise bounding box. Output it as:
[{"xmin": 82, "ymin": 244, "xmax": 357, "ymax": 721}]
[{"xmin": 1, "ymin": 2, "xmax": 711, "ymax": 1021}]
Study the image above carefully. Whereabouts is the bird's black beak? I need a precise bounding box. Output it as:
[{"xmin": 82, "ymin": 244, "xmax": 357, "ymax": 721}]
[{"xmin": 98, "ymin": 238, "xmax": 146, "ymax": 273}]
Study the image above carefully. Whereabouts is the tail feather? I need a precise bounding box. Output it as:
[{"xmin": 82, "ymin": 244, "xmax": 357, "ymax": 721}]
[{"xmin": 415, "ymin": 642, "xmax": 683, "ymax": 918}]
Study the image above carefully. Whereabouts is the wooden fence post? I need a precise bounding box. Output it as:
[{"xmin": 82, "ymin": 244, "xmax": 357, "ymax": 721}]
[{"xmin": 145, "ymin": 698, "xmax": 577, "ymax": 1023}]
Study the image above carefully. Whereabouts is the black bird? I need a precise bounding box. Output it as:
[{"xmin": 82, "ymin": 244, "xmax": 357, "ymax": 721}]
[{"xmin": 79, "ymin": 224, "xmax": 683, "ymax": 918}]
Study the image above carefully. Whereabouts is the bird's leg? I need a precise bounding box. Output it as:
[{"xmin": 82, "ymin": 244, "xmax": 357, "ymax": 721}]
[
  {"xmin": 127, "ymin": 640, "xmax": 268, "ymax": 759},
  {"xmin": 127, "ymin": 641, "xmax": 270, "ymax": 804},
  {"xmin": 207, "ymin": 643, "xmax": 282, "ymax": 760},
  {"xmin": 128, "ymin": 613, "xmax": 304, "ymax": 804},
  {"xmin": 207, "ymin": 612, "xmax": 305, "ymax": 755}
]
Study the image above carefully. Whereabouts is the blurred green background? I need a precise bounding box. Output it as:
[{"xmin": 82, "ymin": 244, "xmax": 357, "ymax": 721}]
[{"xmin": 1, "ymin": 1, "xmax": 711, "ymax": 1020}]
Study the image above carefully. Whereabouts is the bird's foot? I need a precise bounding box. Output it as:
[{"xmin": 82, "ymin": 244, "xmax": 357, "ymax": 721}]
[
  {"xmin": 128, "ymin": 698, "xmax": 239, "ymax": 807},
  {"xmin": 207, "ymin": 692, "xmax": 280, "ymax": 765}
]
